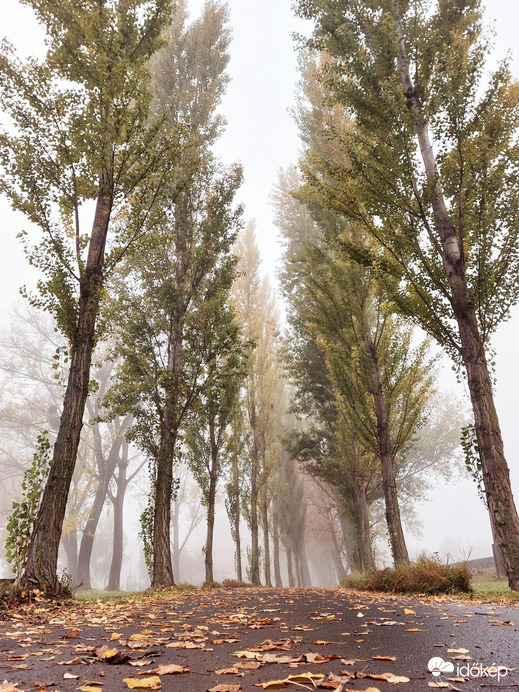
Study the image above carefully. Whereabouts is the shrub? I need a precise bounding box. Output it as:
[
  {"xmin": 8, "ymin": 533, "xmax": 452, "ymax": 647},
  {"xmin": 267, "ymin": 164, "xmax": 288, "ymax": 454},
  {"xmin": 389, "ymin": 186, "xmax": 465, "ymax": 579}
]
[{"xmin": 341, "ymin": 555, "xmax": 472, "ymax": 595}]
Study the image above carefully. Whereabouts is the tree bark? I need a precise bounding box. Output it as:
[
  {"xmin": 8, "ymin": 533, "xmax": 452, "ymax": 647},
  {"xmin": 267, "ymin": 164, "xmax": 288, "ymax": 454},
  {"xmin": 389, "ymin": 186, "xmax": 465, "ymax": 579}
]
[
  {"xmin": 329, "ymin": 518, "xmax": 347, "ymax": 582},
  {"xmin": 367, "ymin": 336, "xmax": 409, "ymax": 564},
  {"xmin": 61, "ymin": 530, "xmax": 78, "ymax": 581},
  {"xmin": 351, "ymin": 480, "xmax": 375, "ymax": 572},
  {"xmin": 394, "ymin": 0, "xmax": 519, "ymax": 589},
  {"xmin": 23, "ymin": 186, "xmax": 112, "ymax": 594},
  {"xmin": 204, "ymin": 414, "xmax": 218, "ymax": 584}
]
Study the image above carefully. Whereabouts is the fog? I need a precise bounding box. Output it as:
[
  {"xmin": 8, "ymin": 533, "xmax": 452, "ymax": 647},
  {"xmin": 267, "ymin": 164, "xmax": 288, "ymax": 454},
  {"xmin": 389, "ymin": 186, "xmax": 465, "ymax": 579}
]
[{"xmin": 1, "ymin": 0, "xmax": 519, "ymax": 589}]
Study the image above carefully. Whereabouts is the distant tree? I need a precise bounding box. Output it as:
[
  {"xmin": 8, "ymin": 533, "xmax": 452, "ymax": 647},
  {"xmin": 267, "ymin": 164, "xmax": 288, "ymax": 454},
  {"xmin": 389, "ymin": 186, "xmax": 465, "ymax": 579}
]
[
  {"xmin": 0, "ymin": 0, "xmax": 177, "ymax": 593},
  {"xmin": 232, "ymin": 223, "xmax": 281, "ymax": 586},
  {"xmin": 294, "ymin": 0, "xmax": 519, "ymax": 587}
]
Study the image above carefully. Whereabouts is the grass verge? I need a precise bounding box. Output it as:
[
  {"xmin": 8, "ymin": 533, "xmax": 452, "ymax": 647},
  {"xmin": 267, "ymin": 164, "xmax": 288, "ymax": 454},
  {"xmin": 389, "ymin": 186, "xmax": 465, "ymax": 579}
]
[{"xmin": 342, "ymin": 555, "xmax": 472, "ymax": 595}]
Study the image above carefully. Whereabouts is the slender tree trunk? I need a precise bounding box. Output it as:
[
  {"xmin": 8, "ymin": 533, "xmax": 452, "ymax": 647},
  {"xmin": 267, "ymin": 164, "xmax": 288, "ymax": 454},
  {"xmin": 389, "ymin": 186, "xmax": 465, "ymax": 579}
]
[
  {"xmin": 286, "ymin": 545, "xmax": 295, "ymax": 587},
  {"xmin": 352, "ymin": 480, "xmax": 375, "ymax": 572},
  {"xmin": 77, "ymin": 433, "xmax": 122, "ymax": 588},
  {"xmin": 23, "ymin": 187, "xmax": 112, "ymax": 594},
  {"xmin": 172, "ymin": 497, "xmax": 180, "ymax": 582},
  {"xmin": 339, "ymin": 513, "xmax": 355, "ymax": 574},
  {"xmin": 329, "ymin": 519, "xmax": 347, "ymax": 582},
  {"xmin": 367, "ymin": 336, "xmax": 409, "ymax": 564},
  {"xmin": 394, "ymin": 1, "xmax": 519, "ymax": 588},
  {"xmin": 106, "ymin": 442, "xmax": 129, "ymax": 592},
  {"xmin": 262, "ymin": 490, "xmax": 272, "ymax": 587},
  {"xmin": 61, "ymin": 530, "xmax": 78, "ymax": 581},
  {"xmin": 152, "ymin": 408, "xmax": 177, "ymax": 587},
  {"xmin": 272, "ymin": 500, "xmax": 282, "ymax": 587},
  {"xmin": 234, "ymin": 459, "xmax": 243, "ymax": 582},
  {"xmin": 205, "ymin": 415, "xmax": 218, "ymax": 584},
  {"xmin": 249, "ymin": 399, "xmax": 261, "ymax": 585}
]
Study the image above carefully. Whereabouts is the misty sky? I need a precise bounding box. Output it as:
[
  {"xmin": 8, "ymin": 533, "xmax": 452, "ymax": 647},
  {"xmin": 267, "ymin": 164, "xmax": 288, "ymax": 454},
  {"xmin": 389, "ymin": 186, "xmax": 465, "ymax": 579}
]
[{"xmin": 1, "ymin": 0, "xmax": 519, "ymax": 567}]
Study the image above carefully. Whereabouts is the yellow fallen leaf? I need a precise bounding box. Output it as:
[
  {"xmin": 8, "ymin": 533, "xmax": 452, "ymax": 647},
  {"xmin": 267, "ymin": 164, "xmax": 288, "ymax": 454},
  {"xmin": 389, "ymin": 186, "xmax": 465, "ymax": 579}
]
[
  {"xmin": 254, "ymin": 681, "xmax": 287, "ymax": 690},
  {"xmin": 405, "ymin": 628, "xmax": 427, "ymax": 632},
  {"xmin": 404, "ymin": 609, "xmax": 416, "ymax": 616},
  {"xmin": 0, "ymin": 685, "xmax": 20, "ymax": 692},
  {"xmin": 428, "ymin": 683, "xmax": 450, "ymax": 689},
  {"xmin": 207, "ymin": 686, "xmax": 242, "ymax": 692},
  {"xmin": 232, "ymin": 650, "xmax": 259, "ymax": 659},
  {"xmin": 123, "ymin": 675, "xmax": 161, "ymax": 690},
  {"xmin": 79, "ymin": 687, "xmax": 106, "ymax": 692},
  {"xmin": 66, "ymin": 629, "xmax": 81, "ymax": 638},
  {"xmin": 447, "ymin": 647, "xmax": 469, "ymax": 655},
  {"xmin": 373, "ymin": 655, "xmax": 397, "ymax": 662}
]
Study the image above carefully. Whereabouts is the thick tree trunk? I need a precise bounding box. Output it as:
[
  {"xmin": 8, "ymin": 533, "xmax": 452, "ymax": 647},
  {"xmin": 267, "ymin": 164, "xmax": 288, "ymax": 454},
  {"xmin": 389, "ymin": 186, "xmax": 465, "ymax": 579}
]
[
  {"xmin": 106, "ymin": 442, "xmax": 129, "ymax": 592},
  {"xmin": 205, "ymin": 415, "xmax": 218, "ymax": 584},
  {"xmin": 367, "ymin": 337, "xmax": 409, "ymax": 564},
  {"xmin": 22, "ymin": 189, "xmax": 112, "ymax": 594},
  {"xmin": 394, "ymin": 2, "xmax": 519, "ymax": 588},
  {"xmin": 272, "ymin": 501, "xmax": 283, "ymax": 587},
  {"xmin": 262, "ymin": 490, "xmax": 272, "ymax": 587},
  {"xmin": 352, "ymin": 480, "xmax": 375, "ymax": 572}
]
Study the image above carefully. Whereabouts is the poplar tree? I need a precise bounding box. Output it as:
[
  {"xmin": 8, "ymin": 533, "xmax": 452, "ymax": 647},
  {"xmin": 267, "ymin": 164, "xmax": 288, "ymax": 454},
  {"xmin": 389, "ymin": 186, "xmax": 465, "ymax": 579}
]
[
  {"xmin": 294, "ymin": 0, "xmax": 519, "ymax": 587},
  {"xmin": 0, "ymin": 0, "xmax": 176, "ymax": 592}
]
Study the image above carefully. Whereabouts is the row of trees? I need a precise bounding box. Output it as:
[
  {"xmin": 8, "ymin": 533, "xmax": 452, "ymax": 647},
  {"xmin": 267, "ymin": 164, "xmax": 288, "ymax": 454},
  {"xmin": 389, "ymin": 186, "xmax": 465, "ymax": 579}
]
[{"xmin": 2, "ymin": 0, "xmax": 519, "ymax": 593}]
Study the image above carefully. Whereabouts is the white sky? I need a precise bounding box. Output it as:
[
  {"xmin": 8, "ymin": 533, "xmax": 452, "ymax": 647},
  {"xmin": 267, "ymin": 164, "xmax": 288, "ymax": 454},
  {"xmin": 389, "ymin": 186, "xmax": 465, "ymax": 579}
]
[{"xmin": 1, "ymin": 0, "xmax": 519, "ymax": 567}]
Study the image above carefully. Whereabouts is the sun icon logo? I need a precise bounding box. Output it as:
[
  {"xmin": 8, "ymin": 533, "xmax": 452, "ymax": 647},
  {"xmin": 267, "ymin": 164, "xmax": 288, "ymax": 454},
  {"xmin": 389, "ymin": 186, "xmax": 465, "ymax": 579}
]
[{"xmin": 428, "ymin": 657, "xmax": 455, "ymax": 677}]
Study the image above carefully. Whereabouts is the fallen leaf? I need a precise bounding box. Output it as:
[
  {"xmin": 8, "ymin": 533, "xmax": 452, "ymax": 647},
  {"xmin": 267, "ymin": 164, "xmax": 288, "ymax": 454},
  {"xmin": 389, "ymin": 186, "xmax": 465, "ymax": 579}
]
[
  {"xmin": 129, "ymin": 660, "xmax": 153, "ymax": 668},
  {"xmin": 63, "ymin": 673, "xmax": 79, "ymax": 679},
  {"xmin": 404, "ymin": 609, "xmax": 416, "ymax": 616},
  {"xmin": 357, "ymin": 672, "xmax": 410, "ymax": 684},
  {"xmin": 0, "ymin": 685, "xmax": 19, "ymax": 692},
  {"xmin": 428, "ymin": 683, "xmax": 450, "ymax": 689},
  {"xmin": 152, "ymin": 664, "xmax": 190, "ymax": 675},
  {"xmin": 447, "ymin": 648, "xmax": 469, "ymax": 655},
  {"xmin": 66, "ymin": 629, "xmax": 81, "ymax": 638},
  {"xmin": 79, "ymin": 687, "xmax": 106, "ymax": 692},
  {"xmin": 405, "ymin": 628, "xmax": 428, "ymax": 632},
  {"xmin": 123, "ymin": 676, "xmax": 161, "ymax": 690},
  {"xmin": 207, "ymin": 686, "xmax": 242, "ymax": 692},
  {"xmin": 373, "ymin": 655, "xmax": 397, "ymax": 662}
]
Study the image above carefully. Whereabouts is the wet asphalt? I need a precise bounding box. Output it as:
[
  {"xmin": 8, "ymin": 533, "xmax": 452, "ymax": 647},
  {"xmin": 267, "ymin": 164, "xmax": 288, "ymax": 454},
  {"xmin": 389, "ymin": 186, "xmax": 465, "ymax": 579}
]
[{"xmin": 0, "ymin": 587, "xmax": 517, "ymax": 691}]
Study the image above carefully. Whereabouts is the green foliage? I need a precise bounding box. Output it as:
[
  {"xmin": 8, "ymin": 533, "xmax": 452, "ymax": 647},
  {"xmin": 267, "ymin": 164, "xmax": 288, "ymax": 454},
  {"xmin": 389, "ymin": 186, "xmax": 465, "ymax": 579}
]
[
  {"xmin": 5, "ymin": 432, "xmax": 52, "ymax": 580},
  {"xmin": 342, "ymin": 555, "xmax": 472, "ymax": 595}
]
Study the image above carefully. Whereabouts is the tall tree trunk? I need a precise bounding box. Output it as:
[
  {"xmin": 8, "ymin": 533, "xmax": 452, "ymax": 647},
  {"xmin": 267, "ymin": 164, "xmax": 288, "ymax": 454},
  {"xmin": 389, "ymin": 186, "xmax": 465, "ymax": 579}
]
[
  {"xmin": 394, "ymin": 1, "xmax": 519, "ymax": 588},
  {"xmin": 272, "ymin": 500, "xmax": 282, "ymax": 587},
  {"xmin": 262, "ymin": 490, "xmax": 272, "ymax": 587},
  {"xmin": 23, "ymin": 187, "xmax": 112, "ymax": 594},
  {"xmin": 205, "ymin": 415, "xmax": 218, "ymax": 584},
  {"xmin": 367, "ymin": 336, "xmax": 409, "ymax": 564},
  {"xmin": 352, "ymin": 480, "xmax": 375, "ymax": 572},
  {"xmin": 106, "ymin": 442, "xmax": 129, "ymax": 592},
  {"xmin": 249, "ymin": 399, "xmax": 261, "ymax": 585}
]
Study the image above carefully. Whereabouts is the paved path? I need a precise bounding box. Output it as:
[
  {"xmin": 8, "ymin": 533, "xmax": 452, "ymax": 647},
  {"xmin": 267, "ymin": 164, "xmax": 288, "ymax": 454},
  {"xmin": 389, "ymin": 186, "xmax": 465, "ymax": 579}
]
[{"xmin": 0, "ymin": 587, "xmax": 517, "ymax": 691}]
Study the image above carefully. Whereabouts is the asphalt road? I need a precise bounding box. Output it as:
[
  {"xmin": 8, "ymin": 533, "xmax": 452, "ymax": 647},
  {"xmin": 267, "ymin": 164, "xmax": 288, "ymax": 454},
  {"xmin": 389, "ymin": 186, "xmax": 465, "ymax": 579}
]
[{"xmin": 0, "ymin": 587, "xmax": 517, "ymax": 691}]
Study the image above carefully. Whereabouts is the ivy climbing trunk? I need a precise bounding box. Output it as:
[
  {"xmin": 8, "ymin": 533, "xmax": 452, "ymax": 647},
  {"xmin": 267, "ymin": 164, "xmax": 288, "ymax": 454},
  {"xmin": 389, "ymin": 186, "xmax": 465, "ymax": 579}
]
[{"xmin": 23, "ymin": 186, "xmax": 113, "ymax": 594}]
